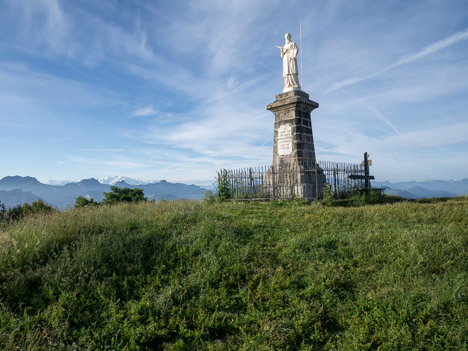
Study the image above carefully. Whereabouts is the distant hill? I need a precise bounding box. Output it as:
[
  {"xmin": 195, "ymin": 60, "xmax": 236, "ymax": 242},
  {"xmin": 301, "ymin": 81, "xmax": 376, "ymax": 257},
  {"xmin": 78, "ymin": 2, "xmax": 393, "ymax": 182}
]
[
  {"xmin": 113, "ymin": 180, "xmax": 209, "ymax": 201},
  {"xmin": 0, "ymin": 176, "xmax": 208, "ymax": 209},
  {"xmin": 373, "ymin": 178, "xmax": 468, "ymax": 198},
  {"xmin": 379, "ymin": 185, "xmax": 458, "ymax": 199},
  {"xmin": 0, "ymin": 176, "xmax": 42, "ymax": 190},
  {"xmin": 0, "ymin": 189, "xmax": 42, "ymax": 208}
]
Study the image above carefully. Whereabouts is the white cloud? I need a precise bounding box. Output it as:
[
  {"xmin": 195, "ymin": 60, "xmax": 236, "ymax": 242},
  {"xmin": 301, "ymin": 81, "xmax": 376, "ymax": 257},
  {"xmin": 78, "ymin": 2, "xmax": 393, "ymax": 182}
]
[
  {"xmin": 69, "ymin": 156, "xmax": 143, "ymax": 168},
  {"xmin": 315, "ymin": 119, "xmax": 468, "ymax": 181},
  {"xmin": 28, "ymin": 0, "xmax": 69, "ymax": 52},
  {"xmin": 4, "ymin": 0, "xmax": 160, "ymax": 66},
  {"xmin": 391, "ymin": 27, "xmax": 468, "ymax": 68},
  {"xmin": 324, "ymin": 74, "xmax": 378, "ymax": 94},
  {"xmin": 0, "ymin": 64, "xmax": 129, "ymax": 109},
  {"xmin": 361, "ymin": 103, "xmax": 400, "ymax": 135},
  {"xmin": 382, "ymin": 122, "xmax": 468, "ymax": 149},
  {"xmin": 325, "ymin": 27, "xmax": 468, "ymax": 93},
  {"xmin": 132, "ymin": 106, "xmax": 159, "ymax": 117}
]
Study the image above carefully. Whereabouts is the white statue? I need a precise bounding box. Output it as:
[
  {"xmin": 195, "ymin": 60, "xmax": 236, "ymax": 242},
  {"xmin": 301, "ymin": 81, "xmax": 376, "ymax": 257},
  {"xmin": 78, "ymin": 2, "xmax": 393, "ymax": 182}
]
[{"xmin": 276, "ymin": 33, "xmax": 301, "ymax": 92}]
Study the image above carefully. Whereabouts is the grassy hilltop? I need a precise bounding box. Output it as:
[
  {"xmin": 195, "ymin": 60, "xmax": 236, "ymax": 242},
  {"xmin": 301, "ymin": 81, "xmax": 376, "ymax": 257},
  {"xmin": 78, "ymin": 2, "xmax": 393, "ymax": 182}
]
[{"xmin": 0, "ymin": 199, "xmax": 467, "ymax": 350}]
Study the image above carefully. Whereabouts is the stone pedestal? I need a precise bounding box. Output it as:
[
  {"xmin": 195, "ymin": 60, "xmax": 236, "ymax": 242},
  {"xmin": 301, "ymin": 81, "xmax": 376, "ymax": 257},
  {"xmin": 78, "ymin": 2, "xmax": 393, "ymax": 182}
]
[{"xmin": 265, "ymin": 90, "xmax": 326, "ymax": 201}]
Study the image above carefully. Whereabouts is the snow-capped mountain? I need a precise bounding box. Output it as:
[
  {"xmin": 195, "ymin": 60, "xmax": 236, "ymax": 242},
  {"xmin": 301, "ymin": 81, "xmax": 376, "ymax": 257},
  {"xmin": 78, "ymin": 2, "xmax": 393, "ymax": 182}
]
[
  {"xmin": 97, "ymin": 176, "xmax": 155, "ymax": 186},
  {"xmin": 47, "ymin": 179, "xmax": 71, "ymax": 186}
]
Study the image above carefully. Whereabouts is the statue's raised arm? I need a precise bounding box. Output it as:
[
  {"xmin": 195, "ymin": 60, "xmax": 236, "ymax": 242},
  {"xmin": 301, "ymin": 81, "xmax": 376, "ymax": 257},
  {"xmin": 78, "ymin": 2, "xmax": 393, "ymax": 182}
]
[{"xmin": 279, "ymin": 33, "xmax": 301, "ymax": 92}]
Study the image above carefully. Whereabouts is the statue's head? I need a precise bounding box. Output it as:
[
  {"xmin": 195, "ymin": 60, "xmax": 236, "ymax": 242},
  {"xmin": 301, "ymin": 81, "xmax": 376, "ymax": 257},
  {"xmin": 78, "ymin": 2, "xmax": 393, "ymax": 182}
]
[{"xmin": 285, "ymin": 33, "xmax": 291, "ymax": 41}]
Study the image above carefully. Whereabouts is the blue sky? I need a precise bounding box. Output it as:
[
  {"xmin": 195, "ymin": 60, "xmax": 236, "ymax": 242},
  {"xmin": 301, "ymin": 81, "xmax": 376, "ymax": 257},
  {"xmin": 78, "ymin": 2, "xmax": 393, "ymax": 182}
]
[{"xmin": 1, "ymin": 0, "xmax": 467, "ymax": 186}]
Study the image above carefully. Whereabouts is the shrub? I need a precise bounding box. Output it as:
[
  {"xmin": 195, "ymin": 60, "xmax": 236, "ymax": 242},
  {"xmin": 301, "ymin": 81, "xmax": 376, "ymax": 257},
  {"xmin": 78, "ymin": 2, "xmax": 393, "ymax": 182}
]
[
  {"xmin": 0, "ymin": 199, "xmax": 56, "ymax": 224},
  {"xmin": 21, "ymin": 199, "xmax": 55, "ymax": 216},
  {"xmin": 321, "ymin": 184, "xmax": 335, "ymax": 206},
  {"xmin": 102, "ymin": 186, "xmax": 146, "ymax": 205},
  {"xmin": 201, "ymin": 190, "xmax": 217, "ymax": 204},
  {"xmin": 215, "ymin": 169, "xmax": 231, "ymax": 201},
  {"xmin": 366, "ymin": 189, "xmax": 385, "ymax": 204},
  {"xmin": 0, "ymin": 201, "xmax": 6, "ymax": 226},
  {"xmin": 74, "ymin": 196, "xmax": 97, "ymax": 208},
  {"xmin": 347, "ymin": 192, "xmax": 366, "ymax": 206}
]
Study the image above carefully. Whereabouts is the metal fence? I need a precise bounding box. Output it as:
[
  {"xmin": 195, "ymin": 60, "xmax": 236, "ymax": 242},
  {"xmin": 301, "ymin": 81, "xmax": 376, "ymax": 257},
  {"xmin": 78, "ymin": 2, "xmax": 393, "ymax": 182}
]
[
  {"xmin": 320, "ymin": 161, "xmax": 365, "ymax": 196},
  {"xmin": 218, "ymin": 160, "xmax": 365, "ymax": 201}
]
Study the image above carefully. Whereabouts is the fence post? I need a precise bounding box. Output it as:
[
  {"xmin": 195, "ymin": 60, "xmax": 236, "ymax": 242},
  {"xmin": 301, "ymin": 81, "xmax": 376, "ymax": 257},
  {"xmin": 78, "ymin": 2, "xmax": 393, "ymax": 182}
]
[
  {"xmin": 314, "ymin": 161, "xmax": 318, "ymax": 202},
  {"xmin": 272, "ymin": 166, "xmax": 276, "ymax": 201},
  {"xmin": 333, "ymin": 167, "xmax": 337, "ymax": 197},
  {"xmin": 249, "ymin": 167, "xmax": 253, "ymax": 202}
]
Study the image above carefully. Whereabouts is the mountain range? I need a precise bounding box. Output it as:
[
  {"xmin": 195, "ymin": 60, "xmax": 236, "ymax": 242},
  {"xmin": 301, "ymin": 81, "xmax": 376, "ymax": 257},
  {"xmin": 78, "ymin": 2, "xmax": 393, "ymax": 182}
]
[
  {"xmin": 1, "ymin": 176, "xmax": 466, "ymax": 209},
  {"xmin": 97, "ymin": 175, "xmax": 156, "ymax": 186},
  {"xmin": 372, "ymin": 179, "xmax": 468, "ymax": 199},
  {"xmin": 0, "ymin": 176, "xmax": 209, "ymax": 209}
]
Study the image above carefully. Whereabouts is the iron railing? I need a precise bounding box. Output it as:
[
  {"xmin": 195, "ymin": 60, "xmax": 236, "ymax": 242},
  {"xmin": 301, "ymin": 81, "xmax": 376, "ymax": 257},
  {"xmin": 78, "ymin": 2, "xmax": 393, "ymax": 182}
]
[{"xmin": 217, "ymin": 160, "xmax": 365, "ymax": 201}]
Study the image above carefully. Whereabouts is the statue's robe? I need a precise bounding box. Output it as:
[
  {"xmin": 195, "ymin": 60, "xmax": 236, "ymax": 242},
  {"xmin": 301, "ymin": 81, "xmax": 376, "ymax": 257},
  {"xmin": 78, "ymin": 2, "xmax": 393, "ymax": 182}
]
[{"xmin": 281, "ymin": 41, "xmax": 301, "ymax": 90}]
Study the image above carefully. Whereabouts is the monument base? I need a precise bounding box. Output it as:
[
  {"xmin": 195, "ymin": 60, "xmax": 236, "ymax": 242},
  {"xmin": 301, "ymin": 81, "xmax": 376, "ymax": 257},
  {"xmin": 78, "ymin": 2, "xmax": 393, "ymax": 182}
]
[
  {"xmin": 263, "ymin": 162, "xmax": 325, "ymax": 202},
  {"xmin": 265, "ymin": 90, "xmax": 326, "ymax": 201}
]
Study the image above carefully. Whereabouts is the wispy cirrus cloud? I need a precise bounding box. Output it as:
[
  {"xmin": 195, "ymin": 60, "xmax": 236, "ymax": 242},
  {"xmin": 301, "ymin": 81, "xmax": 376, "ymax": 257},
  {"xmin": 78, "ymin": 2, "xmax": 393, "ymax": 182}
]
[
  {"xmin": 390, "ymin": 27, "xmax": 468, "ymax": 68},
  {"xmin": 325, "ymin": 27, "xmax": 468, "ymax": 93},
  {"xmin": 69, "ymin": 156, "xmax": 143, "ymax": 168},
  {"xmin": 132, "ymin": 106, "xmax": 159, "ymax": 117},
  {"xmin": 20, "ymin": 0, "xmax": 70, "ymax": 53},
  {"xmin": 361, "ymin": 103, "xmax": 400, "ymax": 136},
  {"xmin": 0, "ymin": 64, "xmax": 130, "ymax": 114},
  {"xmin": 3, "ymin": 0, "xmax": 158, "ymax": 67}
]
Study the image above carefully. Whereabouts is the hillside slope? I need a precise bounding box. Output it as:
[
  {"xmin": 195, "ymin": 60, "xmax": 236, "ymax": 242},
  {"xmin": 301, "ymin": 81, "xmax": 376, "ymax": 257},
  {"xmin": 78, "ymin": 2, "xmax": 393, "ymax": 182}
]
[{"xmin": 0, "ymin": 199, "xmax": 467, "ymax": 349}]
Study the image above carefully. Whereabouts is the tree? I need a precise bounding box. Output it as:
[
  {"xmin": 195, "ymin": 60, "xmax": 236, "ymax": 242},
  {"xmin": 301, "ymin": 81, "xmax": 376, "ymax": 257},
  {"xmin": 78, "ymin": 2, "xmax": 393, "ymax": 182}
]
[
  {"xmin": 74, "ymin": 196, "xmax": 97, "ymax": 208},
  {"xmin": 6, "ymin": 205, "xmax": 23, "ymax": 222},
  {"xmin": 0, "ymin": 201, "xmax": 6, "ymax": 226},
  {"xmin": 102, "ymin": 186, "xmax": 146, "ymax": 205},
  {"xmin": 0, "ymin": 199, "xmax": 56, "ymax": 224},
  {"xmin": 21, "ymin": 199, "xmax": 55, "ymax": 216}
]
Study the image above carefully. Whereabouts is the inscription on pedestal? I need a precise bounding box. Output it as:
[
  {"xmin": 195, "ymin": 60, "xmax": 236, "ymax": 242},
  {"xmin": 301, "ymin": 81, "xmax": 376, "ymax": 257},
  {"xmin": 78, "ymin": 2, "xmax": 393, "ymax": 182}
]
[{"xmin": 277, "ymin": 124, "xmax": 292, "ymax": 156}]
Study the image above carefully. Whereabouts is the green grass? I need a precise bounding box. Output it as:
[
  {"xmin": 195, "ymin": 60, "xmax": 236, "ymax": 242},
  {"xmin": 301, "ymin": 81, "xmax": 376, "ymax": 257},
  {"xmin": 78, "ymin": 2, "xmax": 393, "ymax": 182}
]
[{"xmin": 0, "ymin": 198, "xmax": 467, "ymax": 350}]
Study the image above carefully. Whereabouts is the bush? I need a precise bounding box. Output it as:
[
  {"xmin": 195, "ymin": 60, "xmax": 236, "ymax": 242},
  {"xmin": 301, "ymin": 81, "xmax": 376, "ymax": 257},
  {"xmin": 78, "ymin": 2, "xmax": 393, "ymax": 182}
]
[
  {"xmin": 201, "ymin": 190, "xmax": 217, "ymax": 204},
  {"xmin": 321, "ymin": 184, "xmax": 335, "ymax": 206},
  {"xmin": 215, "ymin": 169, "xmax": 231, "ymax": 201},
  {"xmin": 102, "ymin": 186, "xmax": 146, "ymax": 205},
  {"xmin": 74, "ymin": 196, "xmax": 97, "ymax": 208},
  {"xmin": 0, "ymin": 201, "xmax": 6, "ymax": 226},
  {"xmin": 366, "ymin": 189, "xmax": 385, "ymax": 204},
  {"xmin": 348, "ymin": 189, "xmax": 384, "ymax": 206},
  {"xmin": 0, "ymin": 199, "xmax": 56, "ymax": 225},
  {"xmin": 21, "ymin": 199, "xmax": 55, "ymax": 216}
]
